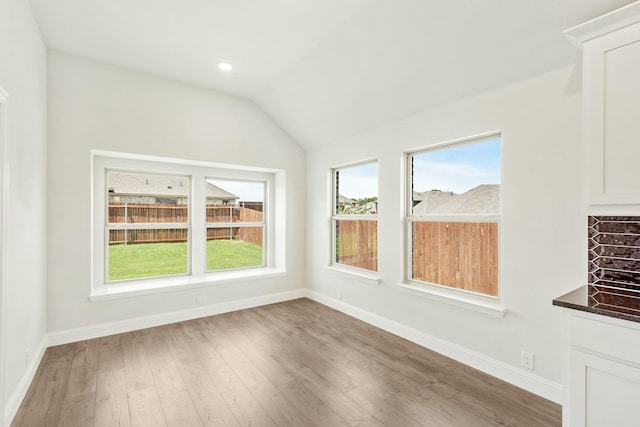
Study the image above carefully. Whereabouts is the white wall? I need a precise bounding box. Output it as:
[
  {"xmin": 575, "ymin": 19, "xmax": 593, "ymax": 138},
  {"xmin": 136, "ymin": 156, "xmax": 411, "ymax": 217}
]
[
  {"xmin": 0, "ymin": 0, "xmax": 48, "ymax": 423},
  {"xmin": 47, "ymin": 52, "xmax": 306, "ymax": 334},
  {"xmin": 306, "ymin": 65, "xmax": 586, "ymax": 400}
]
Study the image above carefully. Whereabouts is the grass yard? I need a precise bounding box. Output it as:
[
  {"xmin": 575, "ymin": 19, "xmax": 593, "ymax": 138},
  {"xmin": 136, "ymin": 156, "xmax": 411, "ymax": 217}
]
[
  {"xmin": 109, "ymin": 239, "xmax": 263, "ymax": 281},
  {"xmin": 206, "ymin": 239, "xmax": 263, "ymax": 271}
]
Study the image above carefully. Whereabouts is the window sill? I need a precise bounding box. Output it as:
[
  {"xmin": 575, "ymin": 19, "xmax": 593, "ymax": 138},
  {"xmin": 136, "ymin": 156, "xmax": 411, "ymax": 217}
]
[
  {"xmin": 323, "ymin": 265, "xmax": 382, "ymax": 286},
  {"xmin": 90, "ymin": 268, "xmax": 287, "ymax": 301},
  {"xmin": 395, "ymin": 282, "xmax": 506, "ymax": 318}
]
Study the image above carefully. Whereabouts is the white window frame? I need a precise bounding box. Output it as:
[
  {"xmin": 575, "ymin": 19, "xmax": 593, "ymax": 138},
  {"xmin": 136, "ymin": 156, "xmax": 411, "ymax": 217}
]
[
  {"xmin": 91, "ymin": 151, "xmax": 284, "ymax": 300},
  {"xmin": 328, "ymin": 160, "xmax": 380, "ymax": 283},
  {"xmin": 399, "ymin": 133, "xmax": 506, "ymax": 317}
]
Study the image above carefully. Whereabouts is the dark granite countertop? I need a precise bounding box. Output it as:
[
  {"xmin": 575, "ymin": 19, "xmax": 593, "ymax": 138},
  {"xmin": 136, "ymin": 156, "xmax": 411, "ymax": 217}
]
[{"xmin": 553, "ymin": 285, "xmax": 640, "ymax": 324}]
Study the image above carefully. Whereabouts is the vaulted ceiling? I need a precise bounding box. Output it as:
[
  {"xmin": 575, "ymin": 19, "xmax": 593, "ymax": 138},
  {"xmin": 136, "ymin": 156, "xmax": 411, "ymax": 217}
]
[{"xmin": 29, "ymin": 0, "xmax": 634, "ymax": 148}]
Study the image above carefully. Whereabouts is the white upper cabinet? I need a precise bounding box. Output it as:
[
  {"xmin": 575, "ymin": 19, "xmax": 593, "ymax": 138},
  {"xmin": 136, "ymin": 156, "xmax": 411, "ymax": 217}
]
[{"xmin": 565, "ymin": 2, "xmax": 640, "ymax": 205}]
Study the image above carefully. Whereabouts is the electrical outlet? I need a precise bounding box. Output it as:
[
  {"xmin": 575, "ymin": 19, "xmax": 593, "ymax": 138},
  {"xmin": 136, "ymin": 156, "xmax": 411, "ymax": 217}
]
[
  {"xmin": 337, "ymin": 288, "xmax": 342, "ymax": 299},
  {"xmin": 521, "ymin": 350, "xmax": 534, "ymax": 370},
  {"xmin": 196, "ymin": 295, "xmax": 207, "ymax": 303}
]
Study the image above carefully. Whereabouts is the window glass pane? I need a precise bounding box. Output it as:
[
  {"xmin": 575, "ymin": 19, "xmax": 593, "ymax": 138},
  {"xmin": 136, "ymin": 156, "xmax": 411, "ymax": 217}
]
[
  {"xmin": 410, "ymin": 137, "xmax": 500, "ymax": 296},
  {"xmin": 206, "ymin": 226, "xmax": 264, "ymax": 270},
  {"xmin": 106, "ymin": 171, "xmax": 190, "ymax": 282},
  {"xmin": 335, "ymin": 219, "xmax": 378, "ymax": 272},
  {"xmin": 335, "ymin": 163, "xmax": 378, "ymax": 215},
  {"xmin": 205, "ymin": 179, "xmax": 265, "ymax": 271},
  {"xmin": 333, "ymin": 162, "xmax": 378, "ymax": 272},
  {"xmin": 108, "ymin": 228, "xmax": 188, "ymax": 281},
  {"xmin": 412, "ymin": 221, "xmax": 498, "ymax": 295},
  {"xmin": 107, "ymin": 171, "xmax": 190, "ymax": 223},
  {"xmin": 411, "ymin": 138, "xmax": 500, "ymax": 215}
]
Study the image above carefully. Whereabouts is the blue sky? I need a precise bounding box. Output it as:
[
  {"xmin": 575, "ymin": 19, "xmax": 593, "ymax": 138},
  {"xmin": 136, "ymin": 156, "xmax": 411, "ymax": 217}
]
[
  {"xmin": 413, "ymin": 138, "xmax": 501, "ymax": 194},
  {"xmin": 338, "ymin": 162, "xmax": 378, "ymax": 200},
  {"xmin": 335, "ymin": 139, "xmax": 500, "ymax": 199},
  {"xmin": 210, "ymin": 139, "xmax": 499, "ymax": 201},
  {"xmin": 208, "ymin": 179, "xmax": 264, "ymax": 202}
]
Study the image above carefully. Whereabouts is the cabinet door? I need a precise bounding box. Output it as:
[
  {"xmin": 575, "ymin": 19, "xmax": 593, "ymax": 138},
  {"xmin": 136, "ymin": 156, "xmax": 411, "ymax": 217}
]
[
  {"xmin": 585, "ymin": 22, "xmax": 640, "ymax": 204},
  {"xmin": 570, "ymin": 348, "xmax": 640, "ymax": 426}
]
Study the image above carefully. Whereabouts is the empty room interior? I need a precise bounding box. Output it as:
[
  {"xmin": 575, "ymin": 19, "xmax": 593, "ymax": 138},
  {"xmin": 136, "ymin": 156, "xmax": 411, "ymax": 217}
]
[{"xmin": 3, "ymin": 0, "xmax": 640, "ymax": 426}]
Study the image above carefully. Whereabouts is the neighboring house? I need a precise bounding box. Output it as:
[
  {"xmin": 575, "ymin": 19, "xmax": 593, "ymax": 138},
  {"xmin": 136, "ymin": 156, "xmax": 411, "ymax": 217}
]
[
  {"xmin": 413, "ymin": 185, "xmax": 500, "ymax": 215},
  {"xmin": 412, "ymin": 190, "xmax": 457, "ymax": 210},
  {"xmin": 107, "ymin": 171, "xmax": 239, "ymax": 205},
  {"xmin": 337, "ymin": 194, "xmax": 378, "ymax": 214},
  {"xmin": 337, "ymin": 194, "xmax": 356, "ymax": 207}
]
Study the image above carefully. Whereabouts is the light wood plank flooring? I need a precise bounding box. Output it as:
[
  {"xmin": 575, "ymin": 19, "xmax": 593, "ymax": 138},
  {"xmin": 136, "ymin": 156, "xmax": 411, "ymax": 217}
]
[{"xmin": 12, "ymin": 298, "xmax": 561, "ymax": 426}]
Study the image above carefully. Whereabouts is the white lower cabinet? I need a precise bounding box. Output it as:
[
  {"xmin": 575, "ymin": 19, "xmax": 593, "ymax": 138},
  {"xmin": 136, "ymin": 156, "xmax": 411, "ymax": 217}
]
[{"xmin": 566, "ymin": 314, "xmax": 640, "ymax": 426}]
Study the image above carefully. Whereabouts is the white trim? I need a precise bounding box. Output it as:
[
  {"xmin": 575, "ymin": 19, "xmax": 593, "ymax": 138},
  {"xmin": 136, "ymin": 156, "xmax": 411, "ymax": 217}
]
[
  {"xmin": 50, "ymin": 289, "xmax": 305, "ymax": 346},
  {"xmin": 92, "ymin": 152, "xmax": 281, "ymax": 292},
  {"xmin": 90, "ymin": 269, "xmax": 287, "ymax": 301},
  {"xmin": 3, "ymin": 335, "xmax": 47, "ymax": 427},
  {"xmin": 323, "ymin": 265, "xmax": 381, "ymax": 286},
  {"xmin": 0, "ymin": 86, "xmax": 7, "ymax": 427},
  {"xmin": 405, "ymin": 134, "xmax": 502, "ymax": 303},
  {"xmin": 405, "ymin": 130, "xmax": 502, "ymax": 156},
  {"xmin": 330, "ymin": 157, "xmax": 379, "ymax": 171},
  {"xmin": 563, "ymin": 1, "xmax": 640, "ymax": 48},
  {"xmin": 5, "ymin": 288, "xmax": 557, "ymax": 426},
  {"xmin": 408, "ymin": 214, "xmax": 500, "ymax": 222},
  {"xmin": 91, "ymin": 149, "xmax": 279, "ymax": 174},
  {"xmin": 305, "ymin": 290, "xmax": 561, "ymax": 404},
  {"xmin": 330, "ymin": 160, "xmax": 379, "ymax": 275},
  {"xmin": 396, "ymin": 282, "xmax": 506, "ymax": 318}
]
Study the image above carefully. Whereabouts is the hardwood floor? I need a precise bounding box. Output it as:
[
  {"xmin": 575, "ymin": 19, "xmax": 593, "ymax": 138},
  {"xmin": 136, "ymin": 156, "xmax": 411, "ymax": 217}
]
[{"xmin": 11, "ymin": 298, "xmax": 561, "ymax": 426}]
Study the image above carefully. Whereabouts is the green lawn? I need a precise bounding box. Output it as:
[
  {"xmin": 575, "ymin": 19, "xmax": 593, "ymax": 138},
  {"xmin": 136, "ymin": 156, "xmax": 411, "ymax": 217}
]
[
  {"xmin": 206, "ymin": 239, "xmax": 263, "ymax": 271},
  {"xmin": 108, "ymin": 239, "xmax": 263, "ymax": 281}
]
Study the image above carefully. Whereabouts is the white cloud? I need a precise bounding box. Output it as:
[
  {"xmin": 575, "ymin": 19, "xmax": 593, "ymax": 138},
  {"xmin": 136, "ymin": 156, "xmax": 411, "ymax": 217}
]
[
  {"xmin": 208, "ymin": 179, "xmax": 264, "ymax": 202},
  {"xmin": 413, "ymin": 159, "xmax": 499, "ymax": 193},
  {"xmin": 339, "ymin": 174, "xmax": 378, "ymax": 199}
]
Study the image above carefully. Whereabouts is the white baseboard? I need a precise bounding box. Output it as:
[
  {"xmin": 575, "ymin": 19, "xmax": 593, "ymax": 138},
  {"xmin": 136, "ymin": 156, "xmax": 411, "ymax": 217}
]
[
  {"xmin": 48, "ymin": 289, "xmax": 306, "ymax": 346},
  {"xmin": 6, "ymin": 287, "xmax": 560, "ymax": 427},
  {"xmin": 4, "ymin": 335, "xmax": 48, "ymax": 426},
  {"xmin": 305, "ymin": 290, "xmax": 563, "ymax": 404},
  {"xmin": 5, "ymin": 289, "xmax": 304, "ymax": 424}
]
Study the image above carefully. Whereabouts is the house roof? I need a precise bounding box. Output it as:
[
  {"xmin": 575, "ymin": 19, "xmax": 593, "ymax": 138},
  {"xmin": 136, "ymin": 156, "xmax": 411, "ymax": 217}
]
[
  {"xmin": 412, "ymin": 190, "xmax": 457, "ymax": 211},
  {"xmin": 338, "ymin": 194, "xmax": 356, "ymax": 204},
  {"xmin": 107, "ymin": 172, "xmax": 238, "ymax": 200},
  {"xmin": 413, "ymin": 185, "xmax": 500, "ymax": 215}
]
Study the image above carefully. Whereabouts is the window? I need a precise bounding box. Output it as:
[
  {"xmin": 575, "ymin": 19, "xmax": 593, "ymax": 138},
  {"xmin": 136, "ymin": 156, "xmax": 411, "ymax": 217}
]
[
  {"xmin": 106, "ymin": 171, "xmax": 191, "ymax": 281},
  {"xmin": 92, "ymin": 152, "xmax": 281, "ymax": 298},
  {"xmin": 407, "ymin": 135, "xmax": 501, "ymax": 297},
  {"xmin": 205, "ymin": 179, "xmax": 265, "ymax": 271},
  {"xmin": 331, "ymin": 161, "xmax": 378, "ymax": 272}
]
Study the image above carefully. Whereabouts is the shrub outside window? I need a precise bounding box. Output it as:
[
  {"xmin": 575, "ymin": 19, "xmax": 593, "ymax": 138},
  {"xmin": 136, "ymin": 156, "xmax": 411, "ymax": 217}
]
[
  {"xmin": 407, "ymin": 135, "xmax": 501, "ymax": 297},
  {"xmin": 332, "ymin": 161, "xmax": 378, "ymax": 272}
]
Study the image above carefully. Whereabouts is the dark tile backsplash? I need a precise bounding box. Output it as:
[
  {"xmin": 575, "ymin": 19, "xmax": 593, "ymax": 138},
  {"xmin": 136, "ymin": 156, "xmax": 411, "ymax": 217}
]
[{"xmin": 588, "ymin": 216, "xmax": 640, "ymax": 292}]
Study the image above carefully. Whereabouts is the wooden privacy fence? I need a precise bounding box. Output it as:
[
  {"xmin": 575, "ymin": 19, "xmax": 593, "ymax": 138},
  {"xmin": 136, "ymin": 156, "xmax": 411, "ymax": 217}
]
[
  {"xmin": 109, "ymin": 203, "xmax": 188, "ymax": 223},
  {"xmin": 336, "ymin": 219, "xmax": 378, "ymax": 272},
  {"xmin": 108, "ymin": 203, "xmax": 263, "ymax": 246},
  {"xmin": 334, "ymin": 219, "xmax": 498, "ymax": 295},
  {"xmin": 412, "ymin": 221, "xmax": 498, "ymax": 296},
  {"xmin": 236, "ymin": 206, "xmax": 263, "ymax": 246}
]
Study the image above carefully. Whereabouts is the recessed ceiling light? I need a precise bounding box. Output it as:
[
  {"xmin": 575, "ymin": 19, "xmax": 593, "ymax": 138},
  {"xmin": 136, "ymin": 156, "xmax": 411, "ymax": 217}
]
[{"xmin": 218, "ymin": 62, "xmax": 233, "ymax": 71}]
